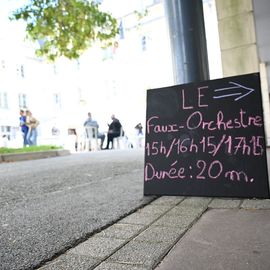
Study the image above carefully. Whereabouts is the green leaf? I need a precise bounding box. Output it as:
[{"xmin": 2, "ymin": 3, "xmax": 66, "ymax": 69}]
[{"xmin": 10, "ymin": 0, "xmax": 119, "ymax": 61}]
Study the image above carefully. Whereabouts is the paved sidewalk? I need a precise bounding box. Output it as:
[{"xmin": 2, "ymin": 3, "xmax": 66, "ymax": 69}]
[
  {"xmin": 156, "ymin": 208, "xmax": 270, "ymax": 270},
  {"xmin": 37, "ymin": 197, "xmax": 270, "ymax": 270}
]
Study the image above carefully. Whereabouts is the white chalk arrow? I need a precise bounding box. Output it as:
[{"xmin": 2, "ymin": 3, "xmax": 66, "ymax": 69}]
[{"xmin": 213, "ymin": 81, "xmax": 255, "ymax": 101}]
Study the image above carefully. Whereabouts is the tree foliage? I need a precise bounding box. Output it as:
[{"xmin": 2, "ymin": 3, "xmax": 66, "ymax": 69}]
[{"xmin": 11, "ymin": 0, "xmax": 119, "ymax": 61}]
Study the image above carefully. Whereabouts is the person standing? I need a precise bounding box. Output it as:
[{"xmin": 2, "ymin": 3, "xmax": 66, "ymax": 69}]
[
  {"xmin": 19, "ymin": 109, "xmax": 29, "ymax": 146},
  {"xmin": 26, "ymin": 110, "xmax": 39, "ymax": 146},
  {"xmin": 135, "ymin": 123, "xmax": 143, "ymax": 136},
  {"xmin": 83, "ymin": 112, "xmax": 105, "ymax": 149},
  {"xmin": 135, "ymin": 122, "xmax": 144, "ymax": 148},
  {"xmin": 104, "ymin": 114, "xmax": 123, "ymax": 149}
]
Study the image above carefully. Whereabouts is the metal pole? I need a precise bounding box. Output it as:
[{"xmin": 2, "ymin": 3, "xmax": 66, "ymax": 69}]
[{"xmin": 164, "ymin": 0, "xmax": 210, "ymax": 84}]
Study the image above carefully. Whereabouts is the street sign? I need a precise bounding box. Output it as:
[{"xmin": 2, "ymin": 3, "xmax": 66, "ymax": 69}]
[{"xmin": 144, "ymin": 73, "xmax": 270, "ymax": 198}]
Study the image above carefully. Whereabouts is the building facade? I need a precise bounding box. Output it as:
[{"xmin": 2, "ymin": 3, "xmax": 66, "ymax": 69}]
[
  {"xmin": 0, "ymin": 0, "xmax": 269, "ymax": 148},
  {"xmin": 215, "ymin": 0, "xmax": 270, "ymax": 144},
  {"xmin": 0, "ymin": 0, "xmax": 175, "ymax": 149}
]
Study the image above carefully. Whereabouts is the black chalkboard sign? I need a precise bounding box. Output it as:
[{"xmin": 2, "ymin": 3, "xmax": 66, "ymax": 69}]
[{"xmin": 144, "ymin": 73, "xmax": 269, "ymax": 198}]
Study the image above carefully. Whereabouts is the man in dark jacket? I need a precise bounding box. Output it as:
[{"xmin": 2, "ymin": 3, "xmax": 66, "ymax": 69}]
[{"xmin": 104, "ymin": 114, "xmax": 123, "ymax": 149}]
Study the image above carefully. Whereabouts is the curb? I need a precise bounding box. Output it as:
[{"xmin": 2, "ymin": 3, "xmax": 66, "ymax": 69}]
[{"xmin": 0, "ymin": 149, "xmax": 70, "ymax": 163}]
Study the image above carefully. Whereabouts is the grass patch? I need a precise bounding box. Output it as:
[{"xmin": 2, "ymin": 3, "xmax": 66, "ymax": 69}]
[{"xmin": 0, "ymin": 145, "xmax": 63, "ymax": 154}]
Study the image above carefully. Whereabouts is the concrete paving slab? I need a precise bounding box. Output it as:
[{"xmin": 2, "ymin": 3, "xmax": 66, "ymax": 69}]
[
  {"xmin": 167, "ymin": 205, "xmax": 206, "ymax": 217},
  {"xmin": 180, "ymin": 197, "xmax": 212, "ymax": 207},
  {"xmin": 155, "ymin": 209, "xmax": 270, "ymax": 270},
  {"xmin": 68, "ymin": 236, "xmax": 126, "ymax": 259},
  {"xmin": 120, "ymin": 212, "xmax": 161, "ymax": 225},
  {"xmin": 152, "ymin": 213, "xmax": 197, "ymax": 229},
  {"xmin": 137, "ymin": 204, "xmax": 174, "ymax": 215},
  {"xmin": 108, "ymin": 240, "xmax": 172, "ymax": 267},
  {"xmin": 94, "ymin": 262, "xmax": 150, "ymax": 270},
  {"xmin": 95, "ymin": 223, "xmax": 145, "ymax": 240},
  {"xmin": 149, "ymin": 196, "xmax": 185, "ymax": 206},
  {"xmin": 39, "ymin": 254, "xmax": 99, "ymax": 270},
  {"xmin": 133, "ymin": 225, "xmax": 185, "ymax": 244},
  {"xmin": 241, "ymin": 199, "xmax": 270, "ymax": 209},
  {"xmin": 209, "ymin": 198, "xmax": 242, "ymax": 208}
]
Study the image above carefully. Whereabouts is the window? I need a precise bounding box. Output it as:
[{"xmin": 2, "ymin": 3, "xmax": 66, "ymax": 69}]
[
  {"xmin": 20, "ymin": 65, "xmax": 25, "ymax": 78},
  {"xmin": 0, "ymin": 92, "xmax": 8, "ymax": 109},
  {"xmin": 76, "ymin": 59, "xmax": 80, "ymax": 70},
  {"xmin": 18, "ymin": 93, "xmax": 28, "ymax": 108},
  {"xmin": 119, "ymin": 20, "xmax": 124, "ymax": 39},
  {"xmin": 141, "ymin": 35, "xmax": 147, "ymax": 51},
  {"xmin": 0, "ymin": 126, "xmax": 16, "ymax": 140},
  {"xmin": 0, "ymin": 60, "xmax": 5, "ymax": 74},
  {"xmin": 53, "ymin": 93, "xmax": 61, "ymax": 109},
  {"xmin": 1, "ymin": 60, "xmax": 5, "ymax": 69},
  {"xmin": 102, "ymin": 47, "xmax": 113, "ymax": 60},
  {"xmin": 16, "ymin": 65, "xmax": 25, "ymax": 78},
  {"xmin": 53, "ymin": 64, "xmax": 58, "ymax": 75}
]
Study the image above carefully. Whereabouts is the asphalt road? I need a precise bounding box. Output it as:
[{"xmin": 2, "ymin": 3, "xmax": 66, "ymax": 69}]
[{"xmin": 0, "ymin": 149, "xmax": 154, "ymax": 270}]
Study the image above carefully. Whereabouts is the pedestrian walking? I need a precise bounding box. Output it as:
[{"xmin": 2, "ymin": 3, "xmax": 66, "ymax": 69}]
[
  {"xmin": 19, "ymin": 109, "xmax": 29, "ymax": 146},
  {"xmin": 26, "ymin": 110, "xmax": 39, "ymax": 145}
]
